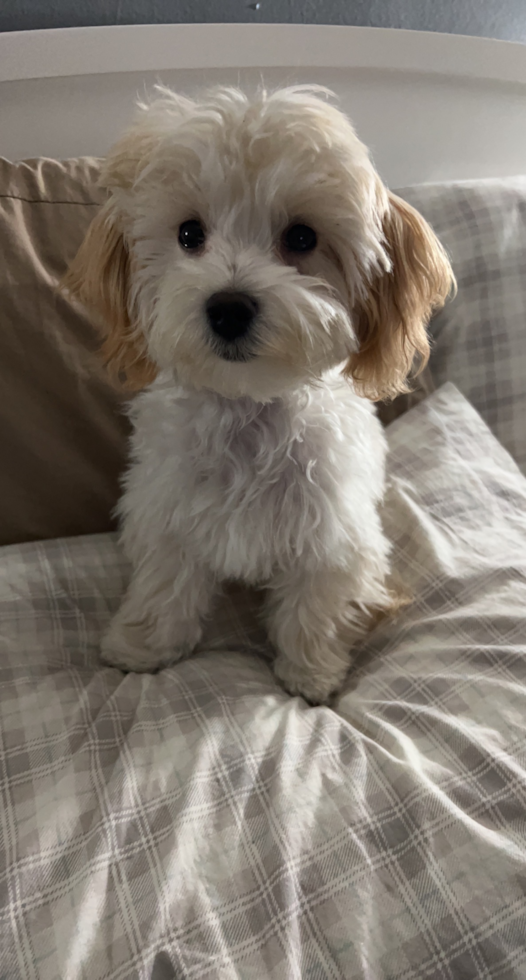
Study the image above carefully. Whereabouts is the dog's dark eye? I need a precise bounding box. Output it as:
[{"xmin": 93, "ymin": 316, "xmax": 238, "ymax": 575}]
[
  {"xmin": 178, "ymin": 219, "xmax": 206, "ymax": 250},
  {"xmin": 283, "ymin": 224, "xmax": 317, "ymax": 253}
]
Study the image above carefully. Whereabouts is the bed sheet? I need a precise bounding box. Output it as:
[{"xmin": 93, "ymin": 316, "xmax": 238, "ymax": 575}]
[{"xmin": 1, "ymin": 385, "xmax": 526, "ymax": 979}]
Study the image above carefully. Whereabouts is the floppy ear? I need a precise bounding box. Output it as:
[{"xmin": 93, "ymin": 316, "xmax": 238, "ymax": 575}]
[
  {"xmin": 61, "ymin": 201, "xmax": 157, "ymax": 391},
  {"xmin": 346, "ymin": 192, "xmax": 455, "ymax": 401},
  {"xmin": 62, "ymin": 90, "xmax": 200, "ymax": 388}
]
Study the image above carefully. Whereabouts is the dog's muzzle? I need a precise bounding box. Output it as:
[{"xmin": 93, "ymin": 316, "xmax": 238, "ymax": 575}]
[{"xmin": 206, "ymin": 291, "xmax": 259, "ymax": 361}]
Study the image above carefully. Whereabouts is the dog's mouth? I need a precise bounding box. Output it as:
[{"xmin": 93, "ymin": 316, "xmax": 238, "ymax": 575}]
[{"xmin": 211, "ymin": 341, "xmax": 258, "ymax": 363}]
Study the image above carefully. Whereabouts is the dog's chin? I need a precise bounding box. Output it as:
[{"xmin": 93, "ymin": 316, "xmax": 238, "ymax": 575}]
[{"xmin": 173, "ymin": 353, "xmax": 314, "ymax": 403}]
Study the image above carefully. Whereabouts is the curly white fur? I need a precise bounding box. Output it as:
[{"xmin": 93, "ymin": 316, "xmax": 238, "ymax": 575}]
[{"xmin": 65, "ymin": 85, "xmax": 453, "ymax": 703}]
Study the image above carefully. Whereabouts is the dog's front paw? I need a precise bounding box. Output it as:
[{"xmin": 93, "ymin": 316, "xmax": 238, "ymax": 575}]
[
  {"xmin": 100, "ymin": 616, "xmax": 202, "ymax": 673},
  {"xmin": 100, "ymin": 620, "xmax": 171, "ymax": 673},
  {"xmin": 272, "ymin": 655, "xmax": 346, "ymax": 706}
]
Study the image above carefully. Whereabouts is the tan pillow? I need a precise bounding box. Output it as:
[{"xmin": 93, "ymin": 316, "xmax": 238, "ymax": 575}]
[{"xmin": 0, "ymin": 157, "xmax": 129, "ymax": 546}]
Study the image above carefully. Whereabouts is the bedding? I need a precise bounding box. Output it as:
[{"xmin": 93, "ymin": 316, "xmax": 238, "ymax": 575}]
[
  {"xmin": 2, "ymin": 159, "xmax": 526, "ymax": 547},
  {"xmin": 0, "ymin": 157, "xmax": 127, "ymax": 547},
  {"xmin": 399, "ymin": 177, "xmax": 526, "ymax": 471},
  {"xmin": 1, "ymin": 383, "xmax": 525, "ymax": 980}
]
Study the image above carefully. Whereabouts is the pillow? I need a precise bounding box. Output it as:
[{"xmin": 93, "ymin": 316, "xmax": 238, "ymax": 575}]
[
  {"xmin": 1, "ymin": 384, "xmax": 525, "ymax": 980},
  {"xmin": 0, "ymin": 157, "xmax": 129, "ymax": 547},
  {"xmin": 397, "ymin": 177, "xmax": 526, "ymax": 473}
]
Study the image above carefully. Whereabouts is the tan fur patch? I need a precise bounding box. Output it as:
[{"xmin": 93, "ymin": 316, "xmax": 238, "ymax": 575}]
[
  {"xmin": 61, "ymin": 204, "xmax": 157, "ymax": 390},
  {"xmin": 346, "ymin": 191, "xmax": 455, "ymax": 401}
]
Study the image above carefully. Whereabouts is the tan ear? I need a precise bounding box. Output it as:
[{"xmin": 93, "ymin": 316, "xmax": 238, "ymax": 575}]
[
  {"xmin": 346, "ymin": 191, "xmax": 455, "ymax": 401},
  {"xmin": 61, "ymin": 203, "xmax": 157, "ymax": 390}
]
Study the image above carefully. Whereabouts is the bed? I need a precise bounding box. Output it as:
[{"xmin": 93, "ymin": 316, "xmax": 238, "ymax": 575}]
[{"xmin": 1, "ymin": 24, "xmax": 526, "ymax": 980}]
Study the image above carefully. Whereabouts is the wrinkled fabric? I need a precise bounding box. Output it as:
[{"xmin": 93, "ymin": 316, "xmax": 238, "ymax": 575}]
[
  {"xmin": 400, "ymin": 177, "xmax": 526, "ymax": 473},
  {"xmin": 0, "ymin": 156, "xmax": 129, "ymax": 546},
  {"xmin": 1, "ymin": 385, "xmax": 525, "ymax": 979}
]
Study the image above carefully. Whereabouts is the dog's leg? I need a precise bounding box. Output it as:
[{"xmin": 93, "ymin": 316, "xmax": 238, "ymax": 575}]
[
  {"xmin": 266, "ymin": 558, "xmax": 391, "ymax": 705},
  {"xmin": 101, "ymin": 546, "xmax": 215, "ymax": 673}
]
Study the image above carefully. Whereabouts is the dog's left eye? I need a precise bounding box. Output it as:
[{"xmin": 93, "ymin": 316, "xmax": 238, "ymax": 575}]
[
  {"xmin": 283, "ymin": 224, "xmax": 317, "ymax": 253},
  {"xmin": 178, "ymin": 219, "xmax": 206, "ymax": 250}
]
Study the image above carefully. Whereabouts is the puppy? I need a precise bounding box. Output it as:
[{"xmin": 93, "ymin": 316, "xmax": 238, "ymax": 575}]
[{"xmin": 65, "ymin": 86, "xmax": 453, "ymax": 704}]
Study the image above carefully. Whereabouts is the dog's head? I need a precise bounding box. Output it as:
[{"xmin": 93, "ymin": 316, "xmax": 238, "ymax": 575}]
[{"xmin": 64, "ymin": 85, "xmax": 454, "ymax": 401}]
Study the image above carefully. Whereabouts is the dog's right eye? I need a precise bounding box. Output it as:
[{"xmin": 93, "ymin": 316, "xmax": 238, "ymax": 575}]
[
  {"xmin": 178, "ymin": 220, "xmax": 206, "ymax": 251},
  {"xmin": 283, "ymin": 223, "xmax": 317, "ymax": 253}
]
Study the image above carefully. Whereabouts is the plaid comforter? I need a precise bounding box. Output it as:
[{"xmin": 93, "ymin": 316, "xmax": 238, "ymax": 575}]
[{"xmin": 1, "ymin": 385, "xmax": 526, "ymax": 979}]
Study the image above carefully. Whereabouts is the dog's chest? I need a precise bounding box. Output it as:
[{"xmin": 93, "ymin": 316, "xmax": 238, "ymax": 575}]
[
  {"xmin": 134, "ymin": 382, "xmax": 381, "ymax": 582},
  {"xmin": 171, "ymin": 395, "xmax": 329, "ymax": 579}
]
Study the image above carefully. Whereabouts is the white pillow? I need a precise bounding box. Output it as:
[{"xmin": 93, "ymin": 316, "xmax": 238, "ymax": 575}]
[{"xmin": 399, "ymin": 177, "xmax": 526, "ymax": 473}]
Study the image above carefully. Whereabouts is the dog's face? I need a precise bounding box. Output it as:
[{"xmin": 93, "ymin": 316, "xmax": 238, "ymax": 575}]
[{"xmin": 65, "ymin": 86, "xmax": 454, "ymax": 401}]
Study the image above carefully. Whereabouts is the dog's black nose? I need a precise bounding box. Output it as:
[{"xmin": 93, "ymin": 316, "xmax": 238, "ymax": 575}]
[{"xmin": 206, "ymin": 291, "xmax": 259, "ymax": 342}]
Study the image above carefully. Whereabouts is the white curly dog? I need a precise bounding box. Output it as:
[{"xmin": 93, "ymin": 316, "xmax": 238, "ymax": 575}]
[{"xmin": 66, "ymin": 85, "xmax": 453, "ymax": 704}]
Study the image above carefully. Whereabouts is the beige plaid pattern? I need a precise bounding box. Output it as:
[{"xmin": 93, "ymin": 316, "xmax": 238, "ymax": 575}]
[
  {"xmin": 398, "ymin": 177, "xmax": 526, "ymax": 474},
  {"xmin": 1, "ymin": 384, "xmax": 526, "ymax": 979}
]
